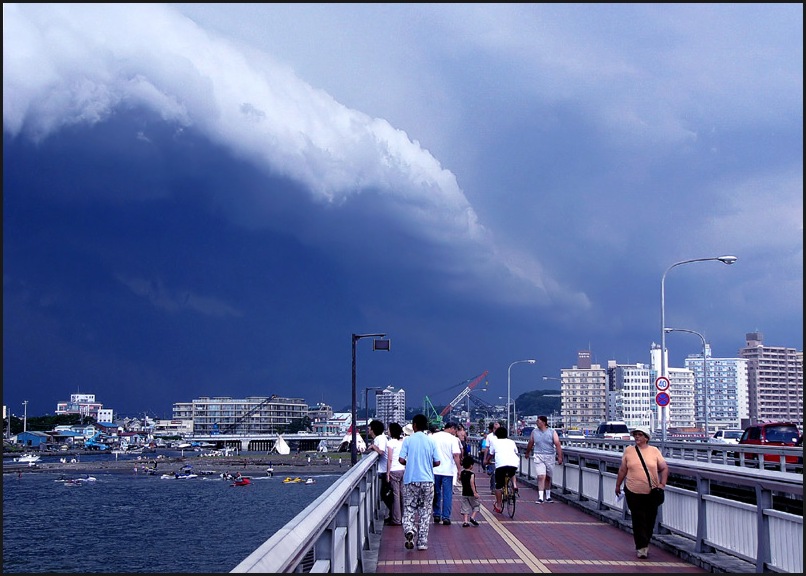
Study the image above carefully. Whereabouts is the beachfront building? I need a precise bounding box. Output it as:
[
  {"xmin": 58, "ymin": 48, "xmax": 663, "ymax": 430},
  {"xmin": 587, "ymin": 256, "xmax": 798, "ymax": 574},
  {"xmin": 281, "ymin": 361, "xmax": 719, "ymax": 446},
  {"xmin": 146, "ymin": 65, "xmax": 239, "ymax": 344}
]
[
  {"xmin": 172, "ymin": 395, "xmax": 308, "ymax": 435},
  {"xmin": 55, "ymin": 393, "xmax": 106, "ymax": 420}
]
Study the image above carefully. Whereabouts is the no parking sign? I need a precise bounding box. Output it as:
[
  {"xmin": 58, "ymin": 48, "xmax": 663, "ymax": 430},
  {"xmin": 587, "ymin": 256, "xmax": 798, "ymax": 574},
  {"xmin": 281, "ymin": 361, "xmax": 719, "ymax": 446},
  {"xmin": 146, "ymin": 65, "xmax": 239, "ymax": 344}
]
[{"xmin": 655, "ymin": 391, "xmax": 670, "ymax": 406}]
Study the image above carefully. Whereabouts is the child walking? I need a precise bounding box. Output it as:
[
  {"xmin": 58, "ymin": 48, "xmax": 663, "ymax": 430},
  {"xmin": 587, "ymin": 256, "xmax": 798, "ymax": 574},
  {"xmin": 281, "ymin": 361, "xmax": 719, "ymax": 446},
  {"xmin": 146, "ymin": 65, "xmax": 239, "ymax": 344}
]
[{"xmin": 459, "ymin": 455, "xmax": 481, "ymax": 527}]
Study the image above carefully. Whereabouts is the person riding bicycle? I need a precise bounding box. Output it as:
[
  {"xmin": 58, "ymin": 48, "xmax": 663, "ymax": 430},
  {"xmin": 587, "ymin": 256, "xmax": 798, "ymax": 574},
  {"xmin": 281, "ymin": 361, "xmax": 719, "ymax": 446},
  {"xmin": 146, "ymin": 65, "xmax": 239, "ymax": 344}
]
[{"xmin": 484, "ymin": 425, "xmax": 519, "ymax": 513}]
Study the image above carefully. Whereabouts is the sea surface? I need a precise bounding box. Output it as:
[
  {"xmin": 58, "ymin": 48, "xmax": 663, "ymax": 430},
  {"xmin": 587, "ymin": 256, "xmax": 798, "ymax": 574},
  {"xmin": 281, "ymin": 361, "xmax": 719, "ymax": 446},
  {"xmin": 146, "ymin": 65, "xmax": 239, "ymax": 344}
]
[{"xmin": 3, "ymin": 454, "xmax": 340, "ymax": 573}]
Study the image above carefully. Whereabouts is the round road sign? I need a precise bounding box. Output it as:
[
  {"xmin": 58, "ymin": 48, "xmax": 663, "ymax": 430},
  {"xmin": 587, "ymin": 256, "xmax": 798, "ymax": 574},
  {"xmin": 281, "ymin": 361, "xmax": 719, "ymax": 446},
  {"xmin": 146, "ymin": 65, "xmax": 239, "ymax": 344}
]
[
  {"xmin": 655, "ymin": 376, "xmax": 670, "ymax": 392},
  {"xmin": 655, "ymin": 391, "xmax": 670, "ymax": 407}
]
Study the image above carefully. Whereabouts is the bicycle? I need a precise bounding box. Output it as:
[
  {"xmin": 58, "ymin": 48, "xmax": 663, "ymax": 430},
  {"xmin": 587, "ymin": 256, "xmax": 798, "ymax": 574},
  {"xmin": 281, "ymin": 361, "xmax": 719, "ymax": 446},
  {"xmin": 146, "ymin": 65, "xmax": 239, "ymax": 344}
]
[{"xmin": 501, "ymin": 471, "xmax": 517, "ymax": 518}]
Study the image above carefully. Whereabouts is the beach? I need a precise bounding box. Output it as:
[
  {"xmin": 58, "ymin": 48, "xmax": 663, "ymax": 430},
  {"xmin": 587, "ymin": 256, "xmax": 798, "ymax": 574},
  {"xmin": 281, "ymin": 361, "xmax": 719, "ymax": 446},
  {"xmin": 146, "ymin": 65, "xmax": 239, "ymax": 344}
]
[{"xmin": 3, "ymin": 451, "xmax": 355, "ymax": 477}]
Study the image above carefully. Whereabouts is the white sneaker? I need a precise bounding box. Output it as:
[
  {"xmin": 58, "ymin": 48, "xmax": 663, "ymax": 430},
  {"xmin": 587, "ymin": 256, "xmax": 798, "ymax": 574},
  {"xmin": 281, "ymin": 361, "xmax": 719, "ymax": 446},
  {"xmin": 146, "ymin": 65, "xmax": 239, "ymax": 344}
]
[
  {"xmin": 535, "ymin": 498, "xmax": 544, "ymax": 504},
  {"xmin": 637, "ymin": 547, "xmax": 648, "ymax": 559},
  {"xmin": 545, "ymin": 497, "xmax": 553, "ymax": 503}
]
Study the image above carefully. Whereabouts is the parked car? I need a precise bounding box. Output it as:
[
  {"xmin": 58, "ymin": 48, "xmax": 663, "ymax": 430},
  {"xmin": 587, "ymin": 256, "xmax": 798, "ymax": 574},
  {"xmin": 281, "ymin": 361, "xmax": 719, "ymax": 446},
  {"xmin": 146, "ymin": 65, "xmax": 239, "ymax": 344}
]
[
  {"xmin": 711, "ymin": 429, "xmax": 744, "ymax": 444},
  {"xmin": 738, "ymin": 422, "xmax": 801, "ymax": 464},
  {"xmin": 592, "ymin": 421, "xmax": 631, "ymax": 440},
  {"xmin": 563, "ymin": 429, "xmax": 586, "ymax": 440}
]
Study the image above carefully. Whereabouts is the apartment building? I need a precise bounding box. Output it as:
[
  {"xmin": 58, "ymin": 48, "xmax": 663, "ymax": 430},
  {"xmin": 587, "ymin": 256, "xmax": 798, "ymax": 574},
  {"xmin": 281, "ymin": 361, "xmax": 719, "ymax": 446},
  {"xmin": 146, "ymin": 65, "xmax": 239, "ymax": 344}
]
[
  {"xmin": 739, "ymin": 332, "xmax": 803, "ymax": 425},
  {"xmin": 376, "ymin": 386, "xmax": 406, "ymax": 428},
  {"xmin": 684, "ymin": 347, "xmax": 749, "ymax": 431},
  {"xmin": 561, "ymin": 351, "xmax": 607, "ymax": 434},
  {"xmin": 172, "ymin": 395, "xmax": 308, "ymax": 435}
]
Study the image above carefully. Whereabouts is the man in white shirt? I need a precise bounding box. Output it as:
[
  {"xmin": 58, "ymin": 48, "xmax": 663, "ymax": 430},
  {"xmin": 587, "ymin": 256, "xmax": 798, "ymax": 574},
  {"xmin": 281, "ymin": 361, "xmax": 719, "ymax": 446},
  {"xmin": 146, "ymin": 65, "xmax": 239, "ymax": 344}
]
[
  {"xmin": 431, "ymin": 421, "xmax": 462, "ymax": 525},
  {"xmin": 484, "ymin": 421, "xmax": 500, "ymax": 494},
  {"xmin": 366, "ymin": 419, "xmax": 393, "ymax": 518}
]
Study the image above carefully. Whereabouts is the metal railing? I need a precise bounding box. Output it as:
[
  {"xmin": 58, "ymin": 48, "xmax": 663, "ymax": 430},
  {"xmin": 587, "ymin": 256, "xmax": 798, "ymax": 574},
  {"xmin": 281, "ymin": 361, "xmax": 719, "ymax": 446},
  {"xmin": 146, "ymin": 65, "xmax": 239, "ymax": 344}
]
[
  {"xmin": 513, "ymin": 443, "xmax": 803, "ymax": 573},
  {"xmin": 231, "ymin": 452, "xmax": 381, "ymax": 573},
  {"xmin": 236, "ymin": 439, "xmax": 802, "ymax": 573}
]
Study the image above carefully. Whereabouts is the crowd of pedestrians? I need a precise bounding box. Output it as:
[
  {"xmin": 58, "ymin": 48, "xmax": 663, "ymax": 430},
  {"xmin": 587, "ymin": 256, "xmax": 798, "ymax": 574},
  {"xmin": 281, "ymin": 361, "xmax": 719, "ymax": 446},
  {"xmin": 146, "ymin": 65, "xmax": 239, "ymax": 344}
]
[{"xmin": 364, "ymin": 413, "xmax": 659, "ymax": 561}]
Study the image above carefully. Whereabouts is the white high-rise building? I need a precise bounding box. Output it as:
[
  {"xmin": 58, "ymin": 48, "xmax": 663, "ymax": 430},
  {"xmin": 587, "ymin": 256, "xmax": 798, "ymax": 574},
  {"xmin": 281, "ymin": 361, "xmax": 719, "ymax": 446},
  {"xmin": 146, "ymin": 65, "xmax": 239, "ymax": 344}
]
[
  {"xmin": 607, "ymin": 362, "xmax": 653, "ymax": 431},
  {"xmin": 684, "ymin": 346, "xmax": 749, "ymax": 431},
  {"xmin": 376, "ymin": 386, "xmax": 406, "ymax": 428}
]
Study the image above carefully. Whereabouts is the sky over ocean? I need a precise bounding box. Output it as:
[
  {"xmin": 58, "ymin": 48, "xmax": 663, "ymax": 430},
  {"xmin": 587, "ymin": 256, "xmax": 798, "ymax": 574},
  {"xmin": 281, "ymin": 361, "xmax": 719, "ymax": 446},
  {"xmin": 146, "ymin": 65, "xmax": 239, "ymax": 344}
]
[{"xmin": 3, "ymin": 3, "xmax": 802, "ymax": 418}]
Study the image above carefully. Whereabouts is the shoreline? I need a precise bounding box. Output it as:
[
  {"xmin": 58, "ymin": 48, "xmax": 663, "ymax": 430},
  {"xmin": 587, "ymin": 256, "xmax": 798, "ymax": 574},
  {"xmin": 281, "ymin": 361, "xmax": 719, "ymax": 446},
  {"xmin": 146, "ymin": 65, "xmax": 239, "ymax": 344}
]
[{"xmin": 3, "ymin": 452, "xmax": 355, "ymax": 477}]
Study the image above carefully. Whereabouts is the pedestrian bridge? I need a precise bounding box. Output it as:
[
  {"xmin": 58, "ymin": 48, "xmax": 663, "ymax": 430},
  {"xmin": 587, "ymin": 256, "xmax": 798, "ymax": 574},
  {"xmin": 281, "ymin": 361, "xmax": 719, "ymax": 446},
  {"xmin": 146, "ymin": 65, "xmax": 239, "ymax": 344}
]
[{"xmin": 230, "ymin": 442, "xmax": 802, "ymax": 573}]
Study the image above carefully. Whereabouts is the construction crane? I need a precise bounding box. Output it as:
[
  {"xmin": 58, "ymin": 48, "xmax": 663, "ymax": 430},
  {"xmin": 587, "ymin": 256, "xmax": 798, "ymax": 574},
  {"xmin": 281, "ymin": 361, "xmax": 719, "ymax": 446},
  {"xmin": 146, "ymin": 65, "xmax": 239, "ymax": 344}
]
[
  {"xmin": 439, "ymin": 370, "xmax": 489, "ymax": 421},
  {"xmin": 423, "ymin": 396, "xmax": 443, "ymax": 429}
]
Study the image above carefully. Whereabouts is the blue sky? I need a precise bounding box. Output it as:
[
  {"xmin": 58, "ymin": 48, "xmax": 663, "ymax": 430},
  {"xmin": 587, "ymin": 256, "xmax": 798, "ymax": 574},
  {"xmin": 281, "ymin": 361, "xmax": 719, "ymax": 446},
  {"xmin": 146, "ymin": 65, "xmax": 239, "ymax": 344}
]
[{"xmin": 3, "ymin": 4, "xmax": 802, "ymax": 419}]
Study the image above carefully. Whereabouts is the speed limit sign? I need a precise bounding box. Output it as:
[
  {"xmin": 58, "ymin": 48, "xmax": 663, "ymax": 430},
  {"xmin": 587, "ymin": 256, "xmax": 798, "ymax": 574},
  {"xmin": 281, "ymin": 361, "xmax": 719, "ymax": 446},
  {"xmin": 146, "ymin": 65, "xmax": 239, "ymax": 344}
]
[{"xmin": 655, "ymin": 376, "xmax": 670, "ymax": 392}]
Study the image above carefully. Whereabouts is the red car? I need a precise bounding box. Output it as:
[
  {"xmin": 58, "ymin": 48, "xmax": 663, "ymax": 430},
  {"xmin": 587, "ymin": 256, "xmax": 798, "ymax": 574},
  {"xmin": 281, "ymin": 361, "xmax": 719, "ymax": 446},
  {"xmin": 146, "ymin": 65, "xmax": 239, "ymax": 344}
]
[{"xmin": 738, "ymin": 422, "xmax": 801, "ymax": 464}]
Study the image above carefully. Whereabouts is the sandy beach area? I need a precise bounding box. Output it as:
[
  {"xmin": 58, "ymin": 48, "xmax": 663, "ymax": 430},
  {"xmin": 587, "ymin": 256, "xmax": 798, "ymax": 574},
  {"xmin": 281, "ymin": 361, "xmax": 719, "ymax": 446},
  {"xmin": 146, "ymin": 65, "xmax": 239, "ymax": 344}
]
[{"xmin": 3, "ymin": 452, "xmax": 355, "ymax": 477}]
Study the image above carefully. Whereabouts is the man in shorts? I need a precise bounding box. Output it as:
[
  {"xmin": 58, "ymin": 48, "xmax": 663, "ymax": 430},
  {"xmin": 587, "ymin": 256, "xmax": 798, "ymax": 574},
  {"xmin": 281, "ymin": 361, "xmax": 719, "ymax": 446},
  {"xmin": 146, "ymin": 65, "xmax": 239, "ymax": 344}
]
[{"xmin": 524, "ymin": 415, "xmax": 563, "ymax": 503}]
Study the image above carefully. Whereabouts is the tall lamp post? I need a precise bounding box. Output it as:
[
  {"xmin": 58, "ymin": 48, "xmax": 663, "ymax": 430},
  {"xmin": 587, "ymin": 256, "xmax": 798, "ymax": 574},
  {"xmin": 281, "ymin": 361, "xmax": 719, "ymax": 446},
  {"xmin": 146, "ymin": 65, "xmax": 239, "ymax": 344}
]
[
  {"xmin": 665, "ymin": 327, "xmax": 709, "ymax": 436},
  {"xmin": 507, "ymin": 359, "xmax": 535, "ymax": 434},
  {"xmin": 23, "ymin": 400, "xmax": 28, "ymax": 434},
  {"xmin": 660, "ymin": 255, "xmax": 736, "ymax": 444},
  {"xmin": 351, "ymin": 333, "xmax": 390, "ymax": 465}
]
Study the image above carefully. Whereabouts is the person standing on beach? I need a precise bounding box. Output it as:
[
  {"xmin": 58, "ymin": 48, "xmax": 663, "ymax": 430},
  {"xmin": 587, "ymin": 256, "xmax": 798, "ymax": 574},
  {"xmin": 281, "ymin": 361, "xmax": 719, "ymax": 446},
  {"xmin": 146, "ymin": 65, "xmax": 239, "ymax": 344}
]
[{"xmin": 399, "ymin": 414, "xmax": 440, "ymax": 551}]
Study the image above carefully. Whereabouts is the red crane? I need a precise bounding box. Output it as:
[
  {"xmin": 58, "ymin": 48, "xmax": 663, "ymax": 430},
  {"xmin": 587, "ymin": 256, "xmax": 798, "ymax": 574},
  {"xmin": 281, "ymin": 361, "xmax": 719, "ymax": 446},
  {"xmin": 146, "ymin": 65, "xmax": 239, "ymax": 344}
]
[{"xmin": 439, "ymin": 370, "xmax": 489, "ymax": 419}]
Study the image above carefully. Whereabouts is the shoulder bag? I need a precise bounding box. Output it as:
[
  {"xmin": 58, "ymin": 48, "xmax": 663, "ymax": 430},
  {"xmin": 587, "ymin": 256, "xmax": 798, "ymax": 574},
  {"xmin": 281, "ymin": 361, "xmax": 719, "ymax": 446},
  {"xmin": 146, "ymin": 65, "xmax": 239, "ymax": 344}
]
[{"xmin": 634, "ymin": 445, "xmax": 665, "ymax": 506}]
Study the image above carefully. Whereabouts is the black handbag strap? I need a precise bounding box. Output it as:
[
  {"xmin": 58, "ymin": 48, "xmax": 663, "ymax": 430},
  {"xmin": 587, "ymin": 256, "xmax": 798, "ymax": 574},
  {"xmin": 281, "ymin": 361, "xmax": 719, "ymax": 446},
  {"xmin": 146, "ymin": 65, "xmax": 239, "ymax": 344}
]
[{"xmin": 634, "ymin": 446, "xmax": 655, "ymax": 490}]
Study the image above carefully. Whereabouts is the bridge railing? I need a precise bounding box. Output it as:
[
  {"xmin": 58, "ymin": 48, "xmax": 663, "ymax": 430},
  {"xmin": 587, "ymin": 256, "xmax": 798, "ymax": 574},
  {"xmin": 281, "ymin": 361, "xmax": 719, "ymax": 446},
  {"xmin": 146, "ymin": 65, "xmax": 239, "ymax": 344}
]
[
  {"xmin": 515, "ymin": 444, "xmax": 803, "ymax": 573},
  {"xmin": 230, "ymin": 452, "xmax": 381, "ymax": 573}
]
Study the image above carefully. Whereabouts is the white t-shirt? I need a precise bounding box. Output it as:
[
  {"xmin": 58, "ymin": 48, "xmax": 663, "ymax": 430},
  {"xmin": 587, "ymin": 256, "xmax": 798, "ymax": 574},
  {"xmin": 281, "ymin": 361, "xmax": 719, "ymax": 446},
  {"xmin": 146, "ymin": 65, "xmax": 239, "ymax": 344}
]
[
  {"xmin": 373, "ymin": 433, "xmax": 389, "ymax": 473},
  {"xmin": 387, "ymin": 437, "xmax": 405, "ymax": 472},
  {"xmin": 431, "ymin": 430, "xmax": 461, "ymax": 476},
  {"xmin": 489, "ymin": 437, "xmax": 520, "ymax": 469}
]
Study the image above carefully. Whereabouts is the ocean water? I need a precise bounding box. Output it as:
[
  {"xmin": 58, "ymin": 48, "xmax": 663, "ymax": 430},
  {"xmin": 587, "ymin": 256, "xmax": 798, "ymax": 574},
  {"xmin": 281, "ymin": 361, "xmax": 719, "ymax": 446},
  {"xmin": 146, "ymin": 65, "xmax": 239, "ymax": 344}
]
[{"xmin": 3, "ymin": 463, "xmax": 339, "ymax": 573}]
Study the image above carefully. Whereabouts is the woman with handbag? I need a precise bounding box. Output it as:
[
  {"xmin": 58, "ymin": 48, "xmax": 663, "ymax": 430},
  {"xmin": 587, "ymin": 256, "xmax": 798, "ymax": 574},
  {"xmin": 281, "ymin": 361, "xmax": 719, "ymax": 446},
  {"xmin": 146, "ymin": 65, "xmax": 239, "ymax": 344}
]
[{"xmin": 615, "ymin": 425, "xmax": 669, "ymax": 559}]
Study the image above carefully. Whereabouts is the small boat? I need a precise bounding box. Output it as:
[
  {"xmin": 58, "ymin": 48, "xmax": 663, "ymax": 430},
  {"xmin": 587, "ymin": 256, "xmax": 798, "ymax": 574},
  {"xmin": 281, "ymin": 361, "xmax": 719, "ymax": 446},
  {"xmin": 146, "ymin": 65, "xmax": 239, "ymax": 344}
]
[
  {"xmin": 14, "ymin": 454, "xmax": 41, "ymax": 465},
  {"xmin": 305, "ymin": 478, "xmax": 316, "ymax": 485},
  {"xmin": 64, "ymin": 479, "xmax": 83, "ymax": 487},
  {"xmin": 231, "ymin": 477, "xmax": 252, "ymax": 487},
  {"xmin": 283, "ymin": 476, "xmax": 304, "ymax": 484}
]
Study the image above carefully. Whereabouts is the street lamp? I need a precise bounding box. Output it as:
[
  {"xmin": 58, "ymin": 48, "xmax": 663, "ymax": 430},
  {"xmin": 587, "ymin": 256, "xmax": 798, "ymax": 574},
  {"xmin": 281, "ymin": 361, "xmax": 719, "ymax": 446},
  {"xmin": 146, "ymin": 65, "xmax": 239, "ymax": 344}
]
[
  {"xmin": 498, "ymin": 396, "xmax": 515, "ymax": 433},
  {"xmin": 351, "ymin": 333, "xmax": 390, "ymax": 465},
  {"xmin": 507, "ymin": 359, "xmax": 536, "ymax": 434},
  {"xmin": 665, "ymin": 327, "xmax": 709, "ymax": 435},
  {"xmin": 23, "ymin": 400, "xmax": 28, "ymax": 434},
  {"xmin": 659, "ymin": 255, "xmax": 736, "ymax": 444}
]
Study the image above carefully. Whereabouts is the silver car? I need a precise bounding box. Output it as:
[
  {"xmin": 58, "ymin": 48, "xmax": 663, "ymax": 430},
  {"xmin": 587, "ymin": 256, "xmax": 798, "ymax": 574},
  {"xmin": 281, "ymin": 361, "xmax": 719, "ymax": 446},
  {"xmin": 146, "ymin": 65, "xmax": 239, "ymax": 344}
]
[{"xmin": 711, "ymin": 429, "xmax": 743, "ymax": 444}]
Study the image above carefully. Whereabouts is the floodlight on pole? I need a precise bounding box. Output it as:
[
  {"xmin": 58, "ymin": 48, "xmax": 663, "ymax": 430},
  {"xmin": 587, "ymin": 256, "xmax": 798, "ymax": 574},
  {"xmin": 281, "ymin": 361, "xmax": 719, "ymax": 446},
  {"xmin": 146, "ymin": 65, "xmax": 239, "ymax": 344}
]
[
  {"xmin": 660, "ymin": 255, "xmax": 736, "ymax": 444},
  {"xmin": 351, "ymin": 333, "xmax": 390, "ymax": 466}
]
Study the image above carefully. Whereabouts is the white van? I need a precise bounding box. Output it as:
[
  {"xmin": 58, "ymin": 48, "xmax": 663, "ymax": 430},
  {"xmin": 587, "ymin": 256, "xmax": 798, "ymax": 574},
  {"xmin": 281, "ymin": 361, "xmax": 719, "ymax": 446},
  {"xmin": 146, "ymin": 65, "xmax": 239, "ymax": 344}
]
[{"xmin": 593, "ymin": 421, "xmax": 631, "ymax": 440}]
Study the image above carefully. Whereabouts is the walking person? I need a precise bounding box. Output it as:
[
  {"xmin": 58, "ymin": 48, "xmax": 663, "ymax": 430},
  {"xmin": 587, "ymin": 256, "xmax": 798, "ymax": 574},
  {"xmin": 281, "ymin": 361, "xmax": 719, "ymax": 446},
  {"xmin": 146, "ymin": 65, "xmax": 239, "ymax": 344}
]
[
  {"xmin": 459, "ymin": 455, "xmax": 481, "ymax": 527},
  {"xmin": 385, "ymin": 421, "xmax": 405, "ymax": 526},
  {"xmin": 366, "ymin": 419, "xmax": 393, "ymax": 520},
  {"xmin": 399, "ymin": 414, "xmax": 440, "ymax": 551},
  {"xmin": 614, "ymin": 425, "xmax": 669, "ymax": 559},
  {"xmin": 523, "ymin": 415, "xmax": 563, "ymax": 503},
  {"xmin": 485, "ymin": 425, "xmax": 520, "ymax": 513},
  {"xmin": 431, "ymin": 421, "xmax": 462, "ymax": 525},
  {"xmin": 484, "ymin": 421, "xmax": 500, "ymax": 494}
]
